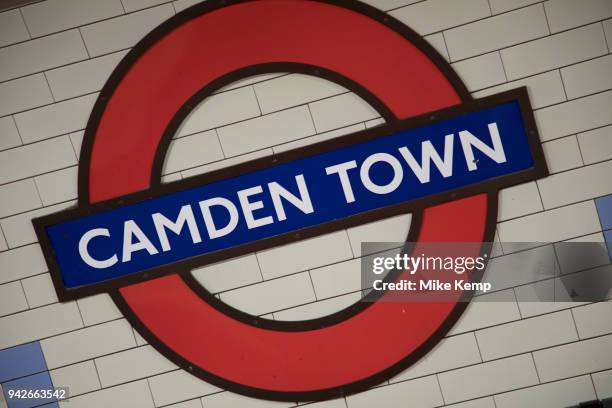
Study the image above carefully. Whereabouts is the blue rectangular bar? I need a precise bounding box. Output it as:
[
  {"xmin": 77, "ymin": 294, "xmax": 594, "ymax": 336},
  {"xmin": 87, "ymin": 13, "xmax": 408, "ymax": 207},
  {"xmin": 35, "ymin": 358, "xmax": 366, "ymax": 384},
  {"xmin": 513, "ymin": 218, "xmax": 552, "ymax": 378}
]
[{"xmin": 42, "ymin": 98, "xmax": 538, "ymax": 291}]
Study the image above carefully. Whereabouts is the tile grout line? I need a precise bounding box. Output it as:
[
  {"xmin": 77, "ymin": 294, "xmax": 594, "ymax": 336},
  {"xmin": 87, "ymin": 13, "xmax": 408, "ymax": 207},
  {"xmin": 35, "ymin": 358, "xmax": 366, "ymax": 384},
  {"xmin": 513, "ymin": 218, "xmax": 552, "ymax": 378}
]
[
  {"xmin": 10, "ymin": 115, "xmax": 24, "ymax": 144},
  {"xmin": 574, "ymin": 134, "xmax": 586, "ymax": 166},
  {"xmin": 212, "ymin": 128, "xmax": 227, "ymax": 160},
  {"xmin": 549, "ymin": 242, "xmax": 561, "ymax": 304},
  {"xmin": 68, "ymin": 133, "xmax": 81, "ymax": 159},
  {"xmin": 18, "ymin": 279, "xmax": 30, "ymax": 309},
  {"xmin": 91, "ymin": 358, "xmax": 104, "ymax": 391},
  {"xmin": 31, "ymin": 175, "xmax": 45, "ymax": 209},
  {"xmin": 250, "ymin": 85, "xmax": 263, "ymax": 116},
  {"xmin": 568, "ymin": 308, "xmax": 582, "ymax": 341},
  {"xmin": 77, "ymin": 27, "xmax": 91, "ymax": 59},
  {"xmin": 17, "ymin": 7, "xmax": 32, "ymax": 39},
  {"xmin": 589, "ymin": 373, "xmax": 601, "ymax": 400},
  {"xmin": 144, "ymin": 377, "xmax": 157, "ymax": 408},
  {"xmin": 343, "ymin": 229, "xmax": 356, "ymax": 259},
  {"xmin": 305, "ymin": 103, "xmax": 319, "ymax": 135},
  {"xmin": 41, "ymin": 71, "xmax": 56, "ymax": 103},
  {"xmin": 541, "ymin": 1, "xmax": 552, "ymax": 35},
  {"xmin": 435, "ymin": 374, "xmax": 447, "ymax": 406},
  {"xmin": 440, "ymin": 31, "xmax": 451, "ymax": 61},
  {"xmin": 530, "ymin": 352, "xmax": 543, "ymax": 383},
  {"xmin": 533, "ymin": 164, "xmax": 547, "ymax": 211},
  {"xmin": 74, "ymin": 298, "xmax": 86, "ymax": 326},
  {"xmin": 252, "ymin": 250, "xmax": 266, "ymax": 282},
  {"xmin": 494, "ymin": 230, "xmax": 505, "ymax": 255},
  {"xmin": 472, "ymin": 331, "xmax": 485, "ymax": 362},
  {"xmin": 306, "ymin": 270, "xmax": 318, "ymax": 301},
  {"xmin": 498, "ymin": 50, "xmax": 509, "ymax": 82},
  {"xmin": 558, "ymin": 68, "xmax": 570, "ymax": 101},
  {"xmin": 602, "ymin": 21, "xmax": 611, "ymax": 53},
  {"xmin": 0, "ymin": 225, "xmax": 8, "ymax": 249},
  {"xmin": 511, "ymin": 287, "xmax": 524, "ymax": 319}
]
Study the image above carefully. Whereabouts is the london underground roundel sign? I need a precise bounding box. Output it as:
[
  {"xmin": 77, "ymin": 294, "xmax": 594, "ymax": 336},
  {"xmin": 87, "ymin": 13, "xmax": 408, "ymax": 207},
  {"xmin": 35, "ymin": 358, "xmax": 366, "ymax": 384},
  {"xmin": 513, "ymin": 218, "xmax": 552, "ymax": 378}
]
[{"xmin": 33, "ymin": 0, "xmax": 548, "ymax": 401}]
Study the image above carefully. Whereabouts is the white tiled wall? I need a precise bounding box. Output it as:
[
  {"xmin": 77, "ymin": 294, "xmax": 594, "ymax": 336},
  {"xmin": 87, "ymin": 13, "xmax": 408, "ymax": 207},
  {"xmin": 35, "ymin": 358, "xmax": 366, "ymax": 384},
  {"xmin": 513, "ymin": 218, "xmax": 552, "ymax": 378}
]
[{"xmin": 0, "ymin": 0, "xmax": 611, "ymax": 407}]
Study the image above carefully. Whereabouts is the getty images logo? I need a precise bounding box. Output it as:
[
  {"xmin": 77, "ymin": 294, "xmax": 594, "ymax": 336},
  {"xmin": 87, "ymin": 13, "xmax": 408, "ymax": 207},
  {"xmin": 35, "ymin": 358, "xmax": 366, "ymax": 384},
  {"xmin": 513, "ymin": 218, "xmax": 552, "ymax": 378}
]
[{"xmin": 32, "ymin": 0, "xmax": 548, "ymax": 402}]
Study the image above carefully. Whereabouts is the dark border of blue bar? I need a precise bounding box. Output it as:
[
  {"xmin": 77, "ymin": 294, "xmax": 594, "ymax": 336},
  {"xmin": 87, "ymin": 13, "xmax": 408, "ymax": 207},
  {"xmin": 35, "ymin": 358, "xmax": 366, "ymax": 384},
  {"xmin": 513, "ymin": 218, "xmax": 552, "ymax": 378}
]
[{"xmin": 33, "ymin": 87, "xmax": 547, "ymax": 302}]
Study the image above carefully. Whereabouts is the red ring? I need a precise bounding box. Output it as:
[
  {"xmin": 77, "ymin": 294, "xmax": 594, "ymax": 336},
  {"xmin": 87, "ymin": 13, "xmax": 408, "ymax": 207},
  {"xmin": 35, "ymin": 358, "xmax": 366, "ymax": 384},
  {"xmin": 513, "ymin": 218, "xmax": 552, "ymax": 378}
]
[{"xmin": 85, "ymin": 0, "xmax": 489, "ymax": 398}]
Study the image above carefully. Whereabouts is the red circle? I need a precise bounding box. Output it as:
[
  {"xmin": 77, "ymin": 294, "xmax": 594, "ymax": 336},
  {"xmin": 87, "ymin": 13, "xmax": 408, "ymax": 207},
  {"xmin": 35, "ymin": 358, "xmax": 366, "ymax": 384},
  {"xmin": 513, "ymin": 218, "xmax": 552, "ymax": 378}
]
[{"xmin": 85, "ymin": 0, "xmax": 489, "ymax": 397}]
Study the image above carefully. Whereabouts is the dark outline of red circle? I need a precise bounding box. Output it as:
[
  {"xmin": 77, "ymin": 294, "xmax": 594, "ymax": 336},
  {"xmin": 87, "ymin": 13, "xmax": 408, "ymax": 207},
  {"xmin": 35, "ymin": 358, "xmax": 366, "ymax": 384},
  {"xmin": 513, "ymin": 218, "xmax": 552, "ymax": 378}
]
[
  {"xmin": 79, "ymin": 0, "xmax": 479, "ymax": 332},
  {"xmin": 72, "ymin": 0, "xmax": 505, "ymax": 401}
]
